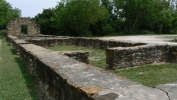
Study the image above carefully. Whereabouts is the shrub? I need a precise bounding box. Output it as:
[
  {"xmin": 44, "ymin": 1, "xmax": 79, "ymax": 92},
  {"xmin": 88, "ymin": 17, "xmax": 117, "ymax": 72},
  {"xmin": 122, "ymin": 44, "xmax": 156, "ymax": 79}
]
[
  {"xmin": 0, "ymin": 29, "xmax": 7, "ymax": 36},
  {"xmin": 139, "ymin": 30, "xmax": 155, "ymax": 34},
  {"xmin": 102, "ymin": 24, "xmax": 114, "ymax": 35}
]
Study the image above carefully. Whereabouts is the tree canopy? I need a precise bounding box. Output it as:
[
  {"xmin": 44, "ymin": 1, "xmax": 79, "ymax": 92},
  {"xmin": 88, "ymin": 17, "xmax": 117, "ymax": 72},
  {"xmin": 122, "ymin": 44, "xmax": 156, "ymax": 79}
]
[
  {"xmin": 0, "ymin": 0, "xmax": 21, "ymax": 29},
  {"xmin": 34, "ymin": 0, "xmax": 177, "ymax": 36}
]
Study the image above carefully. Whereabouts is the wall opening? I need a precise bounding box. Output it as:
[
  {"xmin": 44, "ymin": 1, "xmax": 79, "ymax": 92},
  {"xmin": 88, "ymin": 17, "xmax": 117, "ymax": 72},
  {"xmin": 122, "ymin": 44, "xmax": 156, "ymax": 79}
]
[{"xmin": 21, "ymin": 24, "xmax": 28, "ymax": 34}]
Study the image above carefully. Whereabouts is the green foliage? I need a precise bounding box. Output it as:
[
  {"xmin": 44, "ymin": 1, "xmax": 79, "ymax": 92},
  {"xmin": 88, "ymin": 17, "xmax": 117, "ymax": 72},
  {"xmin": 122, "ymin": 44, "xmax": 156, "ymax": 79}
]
[
  {"xmin": 34, "ymin": 0, "xmax": 177, "ymax": 36},
  {"xmin": 56, "ymin": 0, "xmax": 110, "ymax": 36},
  {"xmin": 102, "ymin": 24, "xmax": 114, "ymax": 35},
  {"xmin": 113, "ymin": 0, "xmax": 174, "ymax": 34},
  {"xmin": 21, "ymin": 25, "xmax": 28, "ymax": 34},
  {"xmin": 0, "ymin": 37, "xmax": 38, "ymax": 99},
  {"xmin": 33, "ymin": 8, "xmax": 58, "ymax": 35},
  {"xmin": 0, "ymin": 0, "xmax": 21, "ymax": 29},
  {"xmin": 0, "ymin": 29, "xmax": 7, "ymax": 36},
  {"xmin": 113, "ymin": 64, "xmax": 177, "ymax": 87}
]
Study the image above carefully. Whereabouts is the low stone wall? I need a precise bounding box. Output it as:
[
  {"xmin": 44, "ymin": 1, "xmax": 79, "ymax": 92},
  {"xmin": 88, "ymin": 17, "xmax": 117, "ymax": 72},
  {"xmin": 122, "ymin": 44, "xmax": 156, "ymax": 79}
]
[
  {"xmin": 18, "ymin": 35, "xmax": 177, "ymax": 69},
  {"xmin": 59, "ymin": 51, "xmax": 89, "ymax": 64},
  {"xmin": 7, "ymin": 35, "xmax": 89, "ymax": 64},
  {"xmin": 7, "ymin": 35, "xmax": 171, "ymax": 100},
  {"xmin": 25, "ymin": 37, "xmax": 146, "ymax": 49},
  {"xmin": 107, "ymin": 44, "xmax": 177, "ymax": 69}
]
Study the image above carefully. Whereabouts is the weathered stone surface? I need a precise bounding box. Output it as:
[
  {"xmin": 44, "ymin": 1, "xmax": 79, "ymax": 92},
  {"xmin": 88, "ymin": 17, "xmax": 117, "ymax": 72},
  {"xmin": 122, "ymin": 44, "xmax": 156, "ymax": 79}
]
[
  {"xmin": 23, "ymin": 36, "xmax": 146, "ymax": 49},
  {"xmin": 156, "ymin": 81, "xmax": 177, "ymax": 100},
  {"xmin": 59, "ymin": 51, "xmax": 89, "ymax": 64},
  {"xmin": 11, "ymin": 39, "xmax": 29, "ymax": 54},
  {"xmin": 18, "ymin": 43, "xmax": 169, "ymax": 100},
  {"xmin": 93, "ymin": 85, "xmax": 169, "ymax": 100},
  {"xmin": 7, "ymin": 35, "xmax": 172, "ymax": 100},
  {"xmin": 6, "ymin": 18, "xmax": 40, "ymax": 36}
]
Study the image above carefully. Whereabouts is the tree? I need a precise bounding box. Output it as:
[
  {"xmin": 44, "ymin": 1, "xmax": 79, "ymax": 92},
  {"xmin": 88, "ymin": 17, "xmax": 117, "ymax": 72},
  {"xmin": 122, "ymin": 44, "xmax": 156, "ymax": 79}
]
[
  {"xmin": 56, "ymin": 0, "xmax": 110, "ymax": 36},
  {"xmin": 34, "ymin": 8, "xmax": 58, "ymax": 35},
  {"xmin": 0, "ymin": 0, "xmax": 21, "ymax": 29},
  {"xmin": 113, "ymin": 0, "xmax": 173, "ymax": 34}
]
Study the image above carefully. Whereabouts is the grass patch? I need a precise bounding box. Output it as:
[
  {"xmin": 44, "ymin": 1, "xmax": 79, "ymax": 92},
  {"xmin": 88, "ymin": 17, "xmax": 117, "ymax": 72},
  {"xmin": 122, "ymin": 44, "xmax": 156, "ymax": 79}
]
[
  {"xmin": 113, "ymin": 64, "xmax": 177, "ymax": 87},
  {"xmin": 0, "ymin": 36, "xmax": 38, "ymax": 100},
  {"xmin": 47, "ymin": 45, "xmax": 106, "ymax": 68}
]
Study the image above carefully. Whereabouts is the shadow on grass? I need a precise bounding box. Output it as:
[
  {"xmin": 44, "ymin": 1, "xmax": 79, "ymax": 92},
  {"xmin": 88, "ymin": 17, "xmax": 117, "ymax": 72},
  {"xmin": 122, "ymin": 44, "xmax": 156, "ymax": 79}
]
[
  {"xmin": 10, "ymin": 49, "xmax": 17, "ymax": 55},
  {"xmin": 14, "ymin": 57, "xmax": 38, "ymax": 100}
]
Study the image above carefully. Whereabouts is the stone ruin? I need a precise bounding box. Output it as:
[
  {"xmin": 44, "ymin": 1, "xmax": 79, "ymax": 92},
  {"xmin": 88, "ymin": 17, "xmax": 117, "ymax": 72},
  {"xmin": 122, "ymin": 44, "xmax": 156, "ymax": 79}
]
[
  {"xmin": 6, "ymin": 18, "xmax": 40, "ymax": 36},
  {"xmin": 5, "ymin": 18, "xmax": 177, "ymax": 100},
  {"xmin": 6, "ymin": 35, "xmax": 177, "ymax": 100}
]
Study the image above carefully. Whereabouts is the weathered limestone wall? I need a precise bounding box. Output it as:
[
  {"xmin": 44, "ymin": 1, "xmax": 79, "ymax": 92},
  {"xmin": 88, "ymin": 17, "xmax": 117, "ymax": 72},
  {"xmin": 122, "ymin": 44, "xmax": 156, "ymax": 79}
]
[
  {"xmin": 21, "ymin": 36, "xmax": 177, "ymax": 69},
  {"xmin": 59, "ymin": 51, "xmax": 89, "ymax": 64},
  {"xmin": 7, "ymin": 35, "xmax": 88, "ymax": 64},
  {"xmin": 107, "ymin": 44, "xmax": 177, "ymax": 69},
  {"xmin": 6, "ymin": 18, "xmax": 40, "ymax": 36},
  {"xmin": 7, "ymin": 35, "xmax": 170, "ymax": 100},
  {"xmin": 25, "ymin": 37, "xmax": 146, "ymax": 49}
]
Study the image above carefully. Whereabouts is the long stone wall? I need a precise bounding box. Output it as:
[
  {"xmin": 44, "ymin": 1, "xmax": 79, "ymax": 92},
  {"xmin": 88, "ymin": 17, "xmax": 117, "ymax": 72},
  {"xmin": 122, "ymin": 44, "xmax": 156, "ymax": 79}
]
[
  {"xmin": 24, "ymin": 37, "xmax": 146, "ymax": 49},
  {"xmin": 8, "ymin": 36, "xmax": 89, "ymax": 64},
  {"xmin": 16, "ymin": 35, "xmax": 177, "ymax": 69},
  {"xmin": 7, "ymin": 35, "xmax": 172, "ymax": 100},
  {"xmin": 106, "ymin": 44, "xmax": 177, "ymax": 69}
]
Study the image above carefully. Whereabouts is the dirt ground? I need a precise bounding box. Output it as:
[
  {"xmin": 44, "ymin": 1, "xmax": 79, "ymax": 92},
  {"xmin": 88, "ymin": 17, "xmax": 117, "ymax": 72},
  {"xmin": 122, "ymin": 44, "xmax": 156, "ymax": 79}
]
[{"xmin": 97, "ymin": 35, "xmax": 177, "ymax": 44}]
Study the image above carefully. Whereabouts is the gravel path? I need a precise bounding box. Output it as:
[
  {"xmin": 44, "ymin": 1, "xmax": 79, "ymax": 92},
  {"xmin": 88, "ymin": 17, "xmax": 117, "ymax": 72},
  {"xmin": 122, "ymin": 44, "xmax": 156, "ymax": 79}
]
[{"xmin": 97, "ymin": 35, "xmax": 177, "ymax": 44}]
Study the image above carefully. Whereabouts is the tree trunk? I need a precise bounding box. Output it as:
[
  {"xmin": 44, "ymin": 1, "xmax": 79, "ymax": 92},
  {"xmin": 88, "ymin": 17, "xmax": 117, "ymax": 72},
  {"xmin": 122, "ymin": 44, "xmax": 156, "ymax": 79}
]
[
  {"xmin": 130, "ymin": 15, "xmax": 141, "ymax": 33},
  {"xmin": 159, "ymin": 24, "xmax": 163, "ymax": 35},
  {"xmin": 159, "ymin": 27, "xmax": 162, "ymax": 34}
]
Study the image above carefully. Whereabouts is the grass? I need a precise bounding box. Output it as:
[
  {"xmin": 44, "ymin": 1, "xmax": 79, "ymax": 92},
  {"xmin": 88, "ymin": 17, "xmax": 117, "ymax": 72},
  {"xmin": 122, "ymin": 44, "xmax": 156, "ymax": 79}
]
[
  {"xmin": 47, "ymin": 45, "xmax": 177, "ymax": 87},
  {"xmin": 0, "ymin": 36, "xmax": 38, "ymax": 100},
  {"xmin": 47, "ymin": 45, "xmax": 106, "ymax": 68},
  {"xmin": 113, "ymin": 64, "xmax": 177, "ymax": 87}
]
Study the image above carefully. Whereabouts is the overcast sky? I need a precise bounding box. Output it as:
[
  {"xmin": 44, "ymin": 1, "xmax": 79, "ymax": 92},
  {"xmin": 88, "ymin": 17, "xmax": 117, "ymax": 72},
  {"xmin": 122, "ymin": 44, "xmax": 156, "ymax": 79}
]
[{"xmin": 6, "ymin": 0, "xmax": 60, "ymax": 18}]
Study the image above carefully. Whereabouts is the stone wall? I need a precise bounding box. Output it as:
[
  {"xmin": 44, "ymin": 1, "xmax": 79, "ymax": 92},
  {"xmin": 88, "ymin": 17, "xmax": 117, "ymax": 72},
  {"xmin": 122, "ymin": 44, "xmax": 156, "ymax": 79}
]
[
  {"xmin": 106, "ymin": 44, "xmax": 177, "ymax": 69},
  {"xmin": 7, "ymin": 35, "xmax": 88, "ymax": 64},
  {"xmin": 20, "ymin": 36, "xmax": 177, "ymax": 69},
  {"xmin": 6, "ymin": 18, "xmax": 40, "ymax": 36},
  {"xmin": 59, "ymin": 51, "xmax": 89, "ymax": 64},
  {"xmin": 25, "ymin": 37, "xmax": 146, "ymax": 50},
  {"xmin": 7, "ymin": 35, "xmax": 170, "ymax": 100}
]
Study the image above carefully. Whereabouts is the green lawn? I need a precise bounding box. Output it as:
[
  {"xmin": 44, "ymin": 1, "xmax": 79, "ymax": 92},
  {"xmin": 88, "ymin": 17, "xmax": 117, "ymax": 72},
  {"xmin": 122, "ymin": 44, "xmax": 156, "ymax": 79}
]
[
  {"xmin": 114, "ymin": 64, "xmax": 177, "ymax": 87},
  {"xmin": 48, "ymin": 45, "xmax": 177, "ymax": 87},
  {"xmin": 0, "ymin": 37, "xmax": 38, "ymax": 100}
]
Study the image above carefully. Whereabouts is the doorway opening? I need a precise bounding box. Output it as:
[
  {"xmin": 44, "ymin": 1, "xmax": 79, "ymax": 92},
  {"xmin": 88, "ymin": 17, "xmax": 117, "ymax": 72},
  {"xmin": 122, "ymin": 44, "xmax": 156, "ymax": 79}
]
[{"xmin": 21, "ymin": 24, "xmax": 28, "ymax": 34}]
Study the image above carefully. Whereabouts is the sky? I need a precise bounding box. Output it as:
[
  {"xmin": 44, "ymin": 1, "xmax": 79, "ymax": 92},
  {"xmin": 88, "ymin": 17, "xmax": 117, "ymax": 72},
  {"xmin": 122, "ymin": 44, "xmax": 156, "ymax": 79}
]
[{"xmin": 6, "ymin": 0, "xmax": 60, "ymax": 18}]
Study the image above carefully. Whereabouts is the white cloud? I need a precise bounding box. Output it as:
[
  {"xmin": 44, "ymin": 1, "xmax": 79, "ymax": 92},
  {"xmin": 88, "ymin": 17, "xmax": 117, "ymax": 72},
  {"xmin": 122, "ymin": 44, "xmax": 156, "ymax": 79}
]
[{"xmin": 6, "ymin": 0, "xmax": 60, "ymax": 17}]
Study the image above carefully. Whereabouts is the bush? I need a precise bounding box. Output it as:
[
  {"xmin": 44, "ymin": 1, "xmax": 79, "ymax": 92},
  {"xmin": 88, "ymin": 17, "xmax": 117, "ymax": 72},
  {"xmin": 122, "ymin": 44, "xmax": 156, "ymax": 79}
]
[
  {"xmin": 139, "ymin": 30, "xmax": 155, "ymax": 34},
  {"xmin": 102, "ymin": 24, "xmax": 114, "ymax": 35},
  {"xmin": 0, "ymin": 30, "xmax": 7, "ymax": 36},
  {"xmin": 84, "ymin": 31, "xmax": 92, "ymax": 37}
]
